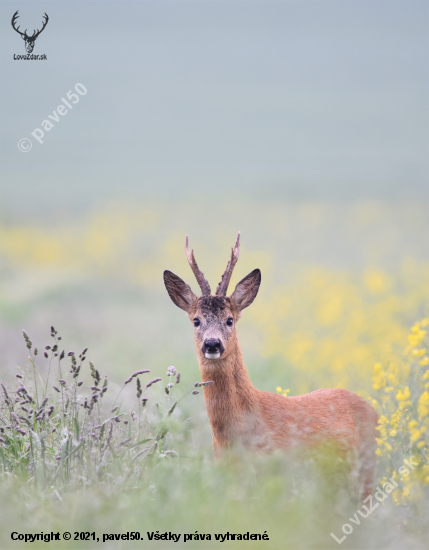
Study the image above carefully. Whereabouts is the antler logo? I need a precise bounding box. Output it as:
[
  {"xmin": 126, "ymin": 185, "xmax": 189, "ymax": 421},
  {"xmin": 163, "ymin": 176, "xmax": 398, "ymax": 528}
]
[{"xmin": 11, "ymin": 10, "xmax": 49, "ymax": 53}]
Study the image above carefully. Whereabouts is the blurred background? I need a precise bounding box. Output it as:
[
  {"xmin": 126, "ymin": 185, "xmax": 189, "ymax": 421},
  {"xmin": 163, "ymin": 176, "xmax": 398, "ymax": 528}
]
[{"xmin": 1, "ymin": 0, "xmax": 428, "ymax": 405}]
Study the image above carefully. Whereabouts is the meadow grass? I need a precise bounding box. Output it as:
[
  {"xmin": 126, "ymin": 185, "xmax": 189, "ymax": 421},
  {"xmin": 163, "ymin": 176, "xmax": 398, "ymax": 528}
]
[
  {"xmin": 1, "ymin": 321, "xmax": 429, "ymax": 549},
  {"xmin": 1, "ymin": 200, "xmax": 429, "ymax": 548}
]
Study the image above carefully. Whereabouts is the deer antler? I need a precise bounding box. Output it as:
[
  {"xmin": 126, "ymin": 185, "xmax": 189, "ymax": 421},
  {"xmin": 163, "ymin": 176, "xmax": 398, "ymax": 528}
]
[
  {"xmin": 32, "ymin": 13, "xmax": 49, "ymax": 40},
  {"xmin": 11, "ymin": 11, "xmax": 25, "ymax": 37},
  {"xmin": 185, "ymin": 236, "xmax": 211, "ymax": 296},
  {"xmin": 216, "ymin": 232, "xmax": 240, "ymax": 296}
]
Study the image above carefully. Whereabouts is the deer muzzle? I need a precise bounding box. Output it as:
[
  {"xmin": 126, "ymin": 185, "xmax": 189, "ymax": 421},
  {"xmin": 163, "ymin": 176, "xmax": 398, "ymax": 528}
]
[{"xmin": 202, "ymin": 338, "xmax": 224, "ymax": 359}]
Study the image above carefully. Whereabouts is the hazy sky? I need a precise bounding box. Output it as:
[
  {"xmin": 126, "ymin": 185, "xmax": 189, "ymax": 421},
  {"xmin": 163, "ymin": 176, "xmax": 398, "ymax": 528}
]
[{"xmin": 1, "ymin": 0, "xmax": 428, "ymax": 219}]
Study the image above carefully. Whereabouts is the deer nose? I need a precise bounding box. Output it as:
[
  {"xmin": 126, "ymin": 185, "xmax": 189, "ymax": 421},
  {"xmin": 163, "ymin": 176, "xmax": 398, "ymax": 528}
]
[{"xmin": 202, "ymin": 338, "xmax": 224, "ymax": 356}]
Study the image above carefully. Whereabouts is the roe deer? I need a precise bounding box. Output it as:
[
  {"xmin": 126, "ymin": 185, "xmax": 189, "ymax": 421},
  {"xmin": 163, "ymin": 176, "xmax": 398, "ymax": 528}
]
[{"xmin": 163, "ymin": 233, "xmax": 378, "ymax": 499}]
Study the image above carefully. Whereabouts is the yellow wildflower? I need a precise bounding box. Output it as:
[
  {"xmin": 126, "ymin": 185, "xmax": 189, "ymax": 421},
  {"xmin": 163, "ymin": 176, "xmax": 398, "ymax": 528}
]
[
  {"xmin": 411, "ymin": 323, "xmax": 421, "ymax": 334},
  {"xmin": 373, "ymin": 363, "xmax": 386, "ymax": 390},
  {"xmin": 418, "ymin": 391, "xmax": 429, "ymax": 417},
  {"xmin": 410, "ymin": 429, "xmax": 421, "ymax": 443},
  {"xmin": 396, "ymin": 387, "xmax": 411, "ymax": 401}
]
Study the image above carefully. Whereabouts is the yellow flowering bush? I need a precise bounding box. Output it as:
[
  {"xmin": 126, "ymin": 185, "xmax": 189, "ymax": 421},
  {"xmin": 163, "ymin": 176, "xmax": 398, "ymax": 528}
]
[{"xmin": 371, "ymin": 318, "xmax": 429, "ymax": 504}]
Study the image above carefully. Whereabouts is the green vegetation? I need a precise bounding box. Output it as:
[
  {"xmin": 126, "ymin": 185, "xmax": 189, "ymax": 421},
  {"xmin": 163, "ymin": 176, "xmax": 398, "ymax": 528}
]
[{"xmin": 1, "ymin": 200, "xmax": 429, "ymax": 548}]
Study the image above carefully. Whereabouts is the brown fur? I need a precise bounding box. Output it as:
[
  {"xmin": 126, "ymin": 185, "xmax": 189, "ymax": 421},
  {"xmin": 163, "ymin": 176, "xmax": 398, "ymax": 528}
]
[{"xmin": 164, "ymin": 250, "xmax": 378, "ymax": 500}]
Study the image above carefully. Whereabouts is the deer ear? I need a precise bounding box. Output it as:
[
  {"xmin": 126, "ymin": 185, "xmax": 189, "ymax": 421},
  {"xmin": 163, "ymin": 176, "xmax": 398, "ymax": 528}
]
[
  {"xmin": 229, "ymin": 269, "xmax": 261, "ymax": 311},
  {"xmin": 163, "ymin": 270, "xmax": 198, "ymax": 313}
]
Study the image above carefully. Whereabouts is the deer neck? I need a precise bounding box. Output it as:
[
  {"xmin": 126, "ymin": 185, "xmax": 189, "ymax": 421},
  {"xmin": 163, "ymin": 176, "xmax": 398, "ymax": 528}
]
[{"xmin": 196, "ymin": 336, "xmax": 259, "ymax": 446}]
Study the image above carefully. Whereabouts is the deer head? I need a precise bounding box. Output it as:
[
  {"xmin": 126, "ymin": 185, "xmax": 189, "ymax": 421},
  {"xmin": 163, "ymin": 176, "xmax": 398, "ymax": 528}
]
[
  {"xmin": 164, "ymin": 233, "xmax": 261, "ymax": 362},
  {"xmin": 11, "ymin": 11, "xmax": 49, "ymax": 54}
]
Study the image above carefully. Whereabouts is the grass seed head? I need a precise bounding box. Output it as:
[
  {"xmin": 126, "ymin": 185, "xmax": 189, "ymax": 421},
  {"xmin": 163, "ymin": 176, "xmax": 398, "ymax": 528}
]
[
  {"xmin": 1, "ymin": 382, "xmax": 10, "ymax": 403},
  {"xmin": 146, "ymin": 377, "xmax": 162, "ymax": 388},
  {"xmin": 132, "ymin": 370, "xmax": 150, "ymax": 378}
]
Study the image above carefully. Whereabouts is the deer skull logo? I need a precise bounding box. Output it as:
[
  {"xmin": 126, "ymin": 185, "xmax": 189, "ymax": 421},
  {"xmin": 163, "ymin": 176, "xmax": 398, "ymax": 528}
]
[{"xmin": 11, "ymin": 11, "xmax": 49, "ymax": 54}]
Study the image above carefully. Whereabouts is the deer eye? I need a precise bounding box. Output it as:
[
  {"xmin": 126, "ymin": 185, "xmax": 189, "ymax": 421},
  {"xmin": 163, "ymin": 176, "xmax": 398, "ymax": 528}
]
[
  {"xmin": 193, "ymin": 319, "xmax": 201, "ymax": 328},
  {"xmin": 226, "ymin": 318, "xmax": 234, "ymax": 327}
]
